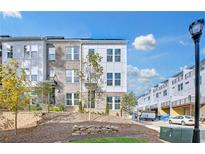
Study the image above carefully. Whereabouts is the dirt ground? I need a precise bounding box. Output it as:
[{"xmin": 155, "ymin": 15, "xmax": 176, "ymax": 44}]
[
  {"xmin": 0, "ymin": 112, "xmax": 42, "ymax": 130},
  {"xmin": 0, "ymin": 112, "xmax": 161, "ymax": 143}
]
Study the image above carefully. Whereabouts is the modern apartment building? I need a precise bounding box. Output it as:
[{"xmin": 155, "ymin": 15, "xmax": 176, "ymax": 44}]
[
  {"xmin": 0, "ymin": 36, "xmax": 127, "ymax": 115},
  {"xmin": 137, "ymin": 59, "xmax": 205, "ymax": 117}
]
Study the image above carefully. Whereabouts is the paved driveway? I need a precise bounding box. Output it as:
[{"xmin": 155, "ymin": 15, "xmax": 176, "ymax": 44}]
[{"xmin": 139, "ymin": 120, "xmax": 205, "ymax": 132}]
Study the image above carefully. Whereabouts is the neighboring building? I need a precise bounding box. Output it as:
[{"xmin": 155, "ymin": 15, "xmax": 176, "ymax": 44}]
[
  {"xmin": 137, "ymin": 59, "xmax": 205, "ymax": 117},
  {"xmin": 0, "ymin": 36, "xmax": 128, "ymax": 115}
]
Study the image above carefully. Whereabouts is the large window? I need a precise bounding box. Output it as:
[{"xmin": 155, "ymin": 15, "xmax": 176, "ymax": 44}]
[
  {"xmin": 115, "ymin": 49, "xmax": 121, "ymax": 62},
  {"xmin": 66, "ymin": 47, "xmax": 72, "ymax": 60},
  {"xmin": 106, "ymin": 96, "xmax": 121, "ymax": 110},
  {"xmin": 65, "ymin": 70, "xmax": 72, "ymax": 83},
  {"xmin": 115, "ymin": 73, "xmax": 121, "ymax": 86},
  {"xmin": 24, "ymin": 45, "xmax": 30, "ymax": 59},
  {"xmin": 114, "ymin": 96, "xmax": 121, "ymax": 110},
  {"xmin": 65, "ymin": 69, "xmax": 79, "ymax": 83},
  {"xmin": 66, "ymin": 93, "xmax": 72, "ymax": 105},
  {"xmin": 163, "ymin": 90, "xmax": 167, "ymax": 96},
  {"xmin": 31, "ymin": 51, "xmax": 37, "ymax": 59},
  {"xmin": 107, "ymin": 73, "xmax": 113, "ymax": 86},
  {"xmin": 66, "ymin": 93, "xmax": 80, "ymax": 106},
  {"xmin": 178, "ymin": 83, "xmax": 183, "ymax": 91},
  {"xmin": 107, "ymin": 97, "xmax": 113, "ymax": 109},
  {"xmin": 88, "ymin": 49, "xmax": 95, "ymax": 55},
  {"xmin": 107, "ymin": 49, "xmax": 113, "ymax": 62},
  {"xmin": 66, "ymin": 47, "xmax": 79, "ymax": 61},
  {"xmin": 74, "ymin": 93, "xmax": 80, "ymax": 105},
  {"xmin": 48, "ymin": 47, "xmax": 56, "ymax": 60},
  {"xmin": 7, "ymin": 46, "xmax": 13, "ymax": 58},
  {"xmin": 74, "ymin": 70, "xmax": 79, "ymax": 83},
  {"xmin": 73, "ymin": 47, "xmax": 79, "ymax": 60}
]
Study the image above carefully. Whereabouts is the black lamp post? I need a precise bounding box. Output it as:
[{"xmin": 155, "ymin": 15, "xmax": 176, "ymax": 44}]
[{"xmin": 189, "ymin": 19, "xmax": 204, "ymax": 143}]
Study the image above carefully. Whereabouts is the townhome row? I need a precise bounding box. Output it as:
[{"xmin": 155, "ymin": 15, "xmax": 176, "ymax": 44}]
[
  {"xmin": 137, "ymin": 59, "xmax": 205, "ymax": 117},
  {"xmin": 0, "ymin": 35, "xmax": 128, "ymax": 115}
]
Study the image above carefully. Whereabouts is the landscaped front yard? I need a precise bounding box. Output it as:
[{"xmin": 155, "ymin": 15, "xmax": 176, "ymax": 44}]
[{"xmin": 0, "ymin": 112, "xmax": 161, "ymax": 143}]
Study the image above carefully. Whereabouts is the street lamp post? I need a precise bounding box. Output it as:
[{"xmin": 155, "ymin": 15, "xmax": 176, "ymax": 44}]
[{"xmin": 189, "ymin": 19, "xmax": 204, "ymax": 143}]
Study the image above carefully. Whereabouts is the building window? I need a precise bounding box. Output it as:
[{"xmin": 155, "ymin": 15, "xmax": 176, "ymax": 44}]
[
  {"xmin": 74, "ymin": 70, "xmax": 79, "ymax": 83},
  {"xmin": 48, "ymin": 47, "xmax": 56, "ymax": 60},
  {"xmin": 156, "ymin": 93, "xmax": 159, "ymax": 98},
  {"xmin": 66, "ymin": 93, "xmax": 72, "ymax": 105},
  {"xmin": 88, "ymin": 49, "xmax": 95, "ymax": 55},
  {"xmin": 66, "ymin": 47, "xmax": 72, "ymax": 60},
  {"xmin": 7, "ymin": 46, "xmax": 13, "ymax": 58},
  {"xmin": 66, "ymin": 69, "xmax": 79, "ymax": 83},
  {"xmin": 115, "ymin": 49, "xmax": 121, "ymax": 62},
  {"xmin": 115, "ymin": 73, "xmax": 121, "ymax": 86},
  {"xmin": 74, "ymin": 93, "xmax": 80, "ymax": 105},
  {"xmin": 163, "ymin": 90, "xmax": 167, "ymax": 96},
  {"xmin": 178, "ymin": 83, "xmax": 183, "ymax": 91},
  {"xmin": 114, "ymin": 96, "xmax": 121, "ymax": 110},
  {"xmin": 107, "ymin": 73, "xmax": 113, "ymax": 86},
  {"xmin": 66, "ymin": 47, "xmax": 79, "ymax": 61},
  {"xmin": 31, "ymin": 51, "xmax": 37, "ymax": 59},
  {"xmin": 73, "ymin": 47, "xmax": 79, "ymax": 60},
  {"xmin": 31, "ymin": 75, "xmax": 37, "ymax": 81},
  {"xmin": 148, "ymin": 96, "xmax": 150, "ymax": 100},
  {"xmin": 107, "ymin": 49, "xmax": 113, "ymax": 62},
  {"xmin": 65, "ymin": 70, "xmax": 72, "ymax": 83},
  {"xmin": 107, "ymin": 97, "xmax": 113, "ymax": 109},
  {"xmin": 24, "ymin": 45, "xmax": 30, "ymax": 59}
]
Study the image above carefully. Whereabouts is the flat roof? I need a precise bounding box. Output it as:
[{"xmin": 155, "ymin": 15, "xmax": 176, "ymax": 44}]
[{"xmin": 0, "ymin": 35, "xmax": 128, "ymax": 44}]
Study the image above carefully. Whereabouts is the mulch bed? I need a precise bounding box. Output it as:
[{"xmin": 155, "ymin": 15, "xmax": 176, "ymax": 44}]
[{"xmin": 0, "ymin": 113, "xmax": 161, "ymax": 143}]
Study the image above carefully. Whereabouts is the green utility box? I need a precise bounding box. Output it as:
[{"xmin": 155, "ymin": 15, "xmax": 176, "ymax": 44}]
[{"xmin": 160, "ymin": 126, "xmax": 193, "ymax": 143}]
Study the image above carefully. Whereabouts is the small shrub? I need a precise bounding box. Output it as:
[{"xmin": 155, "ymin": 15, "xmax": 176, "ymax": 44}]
[
  {"xmin": 30, "ymin": 104, "xmax": 42, "ymax": 111},
  {"xmin": 48, "ymin": 105, "xmax": 64, "ymax": 112}
]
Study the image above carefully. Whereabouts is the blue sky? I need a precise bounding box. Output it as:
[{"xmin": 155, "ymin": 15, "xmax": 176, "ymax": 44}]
[{"xmin": 1, "ymin": 11, "xmax": 205, "ymax": 95}]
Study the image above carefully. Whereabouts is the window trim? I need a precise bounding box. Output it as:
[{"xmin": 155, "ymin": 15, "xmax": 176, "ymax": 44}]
[
  {"xmin": 65, "ymin": 46, "xmax": 80, "ymax": 61},
  {"xmin": 114, "ymin": 48, "xmax": 121, "ymax": 62},
  {"xmin": 114, "ymin": 73, "xmax": 121, "ymax": 86},
  {"xmin": 107, "ymin": 73, "xmax": 113, "ymax": 86},
  {"xmin": 107, "ymin": 49, "xmax": 113, "ymax": 62}
]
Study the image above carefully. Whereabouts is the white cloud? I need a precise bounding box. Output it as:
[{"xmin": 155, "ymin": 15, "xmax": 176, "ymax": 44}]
[
  {"xmin": 132, "ymin": 34, "xmax": 156, "ymax": 51},
  {"xmin": 128, "ymin": 65, "xmax": 158, "ymax": 80},
  {"xmin": 2, "ymin": 11, "xmax": 22, "ymax": 19},
  {"xmin": 127, "ymin": 64, "xmax": 165, "ymax": 96},
  {"xmin": 179, "ymin": 40, "xmax": 192, "ymax": 46}
]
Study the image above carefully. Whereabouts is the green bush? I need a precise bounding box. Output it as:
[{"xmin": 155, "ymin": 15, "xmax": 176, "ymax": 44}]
[
  {"xmin": 30, "ymin": 104, "xmax": 42, "ymax": 111},
  {"xmin": 48, "ymin": 105, "xmax": 64, "ymax": 112}
]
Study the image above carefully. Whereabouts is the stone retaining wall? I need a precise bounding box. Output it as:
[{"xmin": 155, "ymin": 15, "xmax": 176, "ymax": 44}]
[{"xmin": 72, "ymin": 125, "xmax": 119, "ymax": 135}]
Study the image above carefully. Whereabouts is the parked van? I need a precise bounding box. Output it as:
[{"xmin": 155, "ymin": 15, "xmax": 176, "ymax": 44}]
[{"xmin": 139, "ymin": 112, "xmax": 156, "ymax": 121}]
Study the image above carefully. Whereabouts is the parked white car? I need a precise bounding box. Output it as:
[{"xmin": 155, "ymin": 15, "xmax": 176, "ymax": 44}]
[{"xmin": 169, "ymin": 115, "xmax": 194, "ymax": 125}]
